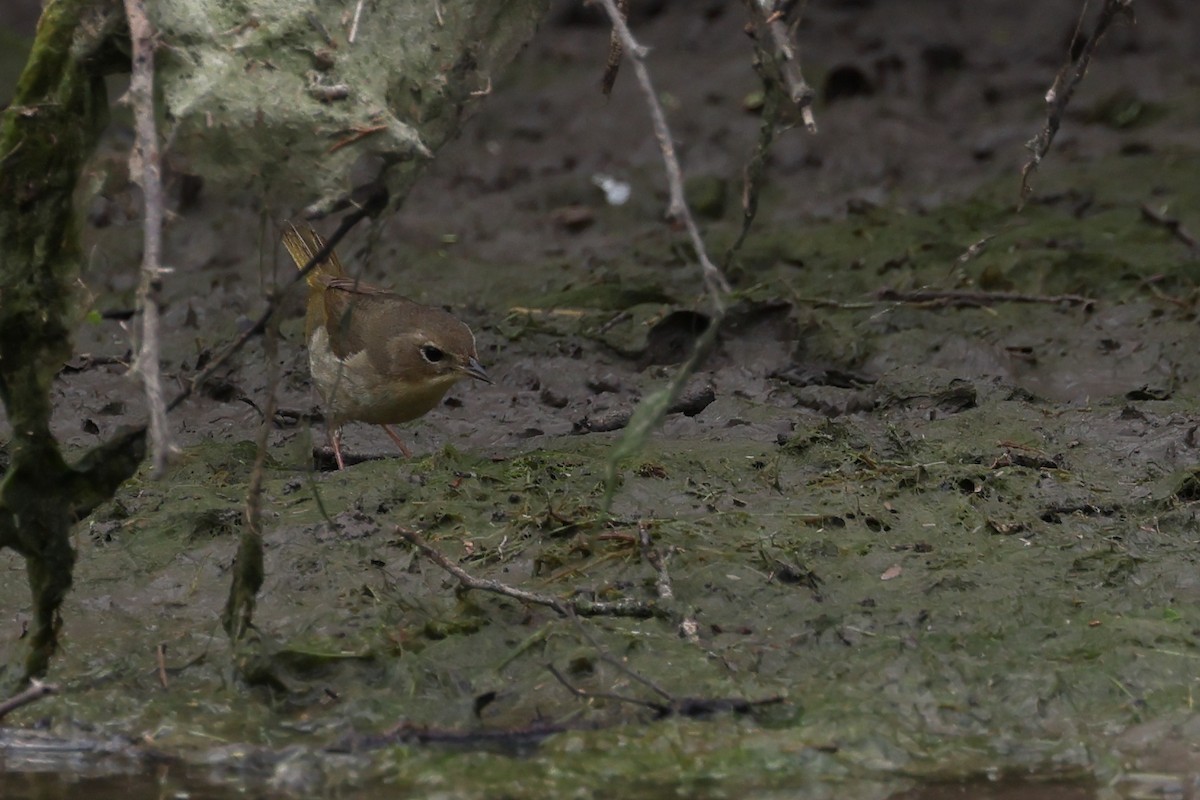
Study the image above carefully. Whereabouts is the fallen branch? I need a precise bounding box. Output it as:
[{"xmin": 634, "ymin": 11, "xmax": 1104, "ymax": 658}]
[
  {"xmin": 397, "ymin": 526, "xmax": 670, "ymax": 619},
  {"xmin": 789, "ymin": 295, "xmax": 880, "ymax": 310},
  {"xmin": 341, "ymin": 684, "xmax": 782, "ymax": 752},
  {"xmin": 0, "ymin": 679, "xmax": 58, "ymax": 721},
  {"xmin": 547, "ymin": 662, "xmax": 783, "ymax": 719},
  {"xmin": 365, "ymin": 719, "xmax": 590, "ymax": 749},
  {"xmin": 875, "ymin": 287, "xmax": 1095, "ymax": 309},
  {"xmin": 123, "ymin": 0, "xmax": 176, "ymax": 476},
  {"xmin": 1020, "ymin": 0, "xmax": 1135, "ymax": 204}
]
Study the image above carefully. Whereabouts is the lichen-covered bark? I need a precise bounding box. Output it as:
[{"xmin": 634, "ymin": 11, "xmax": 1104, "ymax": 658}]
[
  {"xmin": 153, "ymin": 0, "xmax": 549, "ymax": 213},
  {"xmin": 0, "ymin": 0, "xmax": 144, "ymax": 688}
]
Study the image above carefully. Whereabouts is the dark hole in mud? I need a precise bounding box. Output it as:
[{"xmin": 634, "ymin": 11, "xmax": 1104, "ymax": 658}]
[
  {"xmin": 200, "ymin": 378, "xmax": 240, "ymax": 403},
  {"xmin": 920, "ymin": 43, "xmax": 966, "ymax": 74},
  {"xmin": 639, "ymin": 310, "xmax": 710, "ymax": 367},
  {"xmin": 936, "ymin": 382, "xmax": 978, "ymax": 413},
  {"xmin": 472, "ymin": 690, "xmax": 497, "ymax": 717},
  {"xmin": 186, "ymin": 507, "xmax": 242, "ymax": 540},
  {"xmin": 1172, "ymin": 469, "xmax": 1200, "ymax": 502},
  {"xmin": 823, "ymin": 64, "xmax": 874, "ymax": 103}
]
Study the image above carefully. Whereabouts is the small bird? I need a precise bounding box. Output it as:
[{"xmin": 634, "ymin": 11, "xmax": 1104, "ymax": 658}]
[{"xmin": 282, "ymin": 224, "xmax": 490, "ymax": 469}]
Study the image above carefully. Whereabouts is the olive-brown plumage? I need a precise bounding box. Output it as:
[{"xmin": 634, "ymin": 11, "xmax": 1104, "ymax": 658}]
[{"xmin": 282, "ymin": 224, "xmax": 490, "ymax": 469}]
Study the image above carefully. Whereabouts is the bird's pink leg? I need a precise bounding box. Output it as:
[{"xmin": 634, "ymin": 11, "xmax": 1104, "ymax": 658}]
[
  {"xmin": 330, "ymin": 425, "xmax": 346, "ymax": 470},
  {"xmin": 380, "ymin": 424, "xmax": 413, "ymax": 458}
]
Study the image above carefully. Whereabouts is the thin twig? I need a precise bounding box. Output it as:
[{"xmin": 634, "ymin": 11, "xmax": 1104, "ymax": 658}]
[
  {"xmin": 600, "ymin": 0, "xmax": 630, "ymax": 95},
  {"xmin": 874, "ymin": 287, "xmax": 1095, "ymax": 309},
  {"xmin": 595, "ymin": 0, "xmax": 734, "ymax": 504},
  {"xmin": 247, "ymin": 212, "xmax": 281, "ymax": 523},
  {"xmin": 397, "ymin": 527, "xmax": 667, "ymax": 619},
  {"xmin": 1140, "ymin": 203, "xmax": 1199, "ymax": 255},
  {"xmin": 568, "ymin": 611, "xmax": 674, "ymax": 701},
  {"xmin": 155, "ymin": 643, "xmax": 169, "ymax": 689},
  {"xmin": 374, "ymin": 719, "xmax": 586, "ymax": 747},
  {"xmin": 741, "ymin": 0, "xmax": 817, "ymax": 132},
  {"xmin": 637, "ymin": 522, "xmax": 701, "ymax": 643},
  {"xmin": 123, "ymin": 0, "xmax": 176, "ymax": 477},
  {"xmin": 725, "ymin": 52, "xmax": 785, "ymax": 272},
  {"xmin": 637, "ymin": 521, "xmax": 672, "ymax": 602},
  {"xmin": 955, "ymin": 234, "xmax": 997, "ymax": 266},
  {"xmin": 944, "ymin": 233, "xmax": 999, "ymax": 281},
  {"xmin": 0, "ymin": 679, "xmax": 58, "ymax": 721},
  {"xmin": 348, "ymin": 0, "xmax": 366, "ymax": 43},
  {"xmin": 552, "ymin": 620, "xmax": 782, "ymax": 718},
  {"xmin": 789, "ymin": 294, "xmax": 879, "ymax": 310},
  {"xmin": 327, "ymin": 124, "xmax": 387, "ymax": 154},
  {"xmin": 594, "ymin": 0, "xmax": 731, "ymax": 311},
  {"xmin": 226, "ymin": 250, "xmax": 281, "ymax": 639},
  {"xmin": 401, "ymin": 526, "xmax": 568, "ymax": 610},
  {"xmin": 546, "ymin": 663, "xmax": 668, "ymax": 713},
  {"xmin": 1020, "ymin": 0, "xmax": 1135, "ymax": 204}
]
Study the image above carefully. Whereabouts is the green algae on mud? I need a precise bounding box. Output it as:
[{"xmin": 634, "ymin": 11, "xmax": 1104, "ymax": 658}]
[
  {"xmin": 6, "ymin": 386, "xmax": 1200, "ymax": 797},
  {"xmin": 4, "ymin": 144, "xmax": 1200, "ymax": 796}
]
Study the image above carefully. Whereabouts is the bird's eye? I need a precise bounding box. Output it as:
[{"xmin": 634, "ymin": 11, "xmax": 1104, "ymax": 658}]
[{"xmin": 420, "ymin": 344, "xmax": 445, "ymax": 363}]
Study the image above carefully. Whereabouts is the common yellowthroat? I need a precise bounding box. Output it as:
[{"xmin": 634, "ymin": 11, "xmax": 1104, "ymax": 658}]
[{"xmin": 282, "ymin": 224, "xmax": 490, "ymax": 469}]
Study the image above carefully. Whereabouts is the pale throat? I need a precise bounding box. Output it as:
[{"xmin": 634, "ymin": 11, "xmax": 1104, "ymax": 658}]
[{"xmin": 308, "ymin": 327, "xmax": 463, "ymax": 425}]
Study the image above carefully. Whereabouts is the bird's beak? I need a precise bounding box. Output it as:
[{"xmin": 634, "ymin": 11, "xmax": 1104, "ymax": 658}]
[{"xmin": 463, "ymin": 357, "xmax": 492, "ymax": 384}]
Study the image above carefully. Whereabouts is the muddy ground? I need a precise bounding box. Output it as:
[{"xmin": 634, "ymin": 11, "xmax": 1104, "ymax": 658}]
[{"xmin": 3, "ymin": 1, "xmax": 1200, "ymax": 798}]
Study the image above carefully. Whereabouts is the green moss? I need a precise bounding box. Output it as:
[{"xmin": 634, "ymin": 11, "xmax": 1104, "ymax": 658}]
[
  {"xmin": 684, "ymin": 174, "xmax": 729, "ymax": 220},
  {"xmin": 0, "ymin": 28, "xmax": 33, "ymax": 107},
  {"xmin": 6, "ymin": 136, "xmax": 1200, "ymax": 794},
  {"xmin": 0, "ymin": 0, "xmax": 143, "ymax": 686}
]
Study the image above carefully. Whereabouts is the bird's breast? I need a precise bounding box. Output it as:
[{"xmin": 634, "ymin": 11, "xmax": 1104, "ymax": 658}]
[{"xmin": 308, "ymin": 328, "xmax": 461, "ymax": 425}]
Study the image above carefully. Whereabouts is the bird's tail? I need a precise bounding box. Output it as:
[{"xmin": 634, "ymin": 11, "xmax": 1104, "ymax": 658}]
[{"xmin": 282, "ymin": 223, "xmax": 345, "ymax": 286}]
